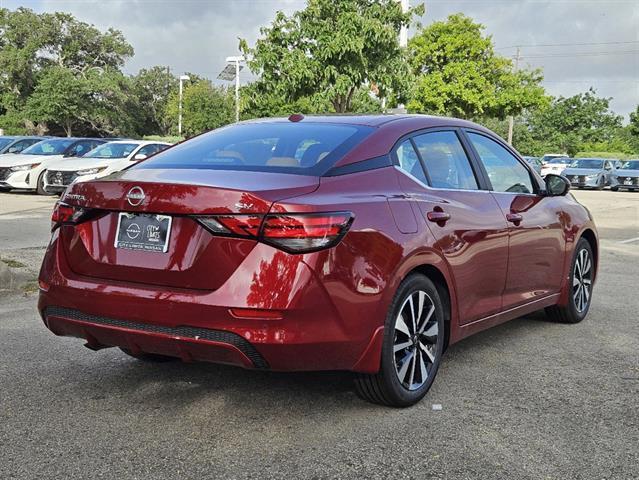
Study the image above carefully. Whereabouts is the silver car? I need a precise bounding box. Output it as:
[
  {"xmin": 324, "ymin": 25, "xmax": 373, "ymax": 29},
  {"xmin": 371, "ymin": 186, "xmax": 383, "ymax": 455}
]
[
  {"xmin": 611, "ymin": 159, "xmax": 639, "ymax": 191},
  {"xmin": 561, "ymin": 158, "xmax": 616, "ymax": 190}
]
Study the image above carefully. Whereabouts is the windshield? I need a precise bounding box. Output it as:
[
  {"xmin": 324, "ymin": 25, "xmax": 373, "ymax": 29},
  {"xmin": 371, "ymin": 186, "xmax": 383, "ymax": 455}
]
[
  {"xmin": 570, "ymin": 159, "xmax": 604, "ymax": 169},
  {"xmin": 0, "ymin": 138, "xmax": 14, "ymax": 149},
  {"xmin": 135, "ymin": 122, "xmax": 373, "ymax": 175},
  {"xmin": 619, "ymin": 160, "xmax": 639, "ymax": 170},
  {"xmin": 86, "ymin": 143, "xmax": 139, "ymax": 159},
  {"xmin": 22, "ymin": 139, "xmax": 74, "ymax": 155},
  {"xmin": 547, "ymin": 158, "xmax": 571, "ymax": 165}
]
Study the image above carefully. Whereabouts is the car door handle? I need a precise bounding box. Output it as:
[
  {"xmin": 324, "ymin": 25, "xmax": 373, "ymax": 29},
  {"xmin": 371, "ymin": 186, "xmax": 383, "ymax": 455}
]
[
  {"xmin": 506, "ymin": 213, "xmax": 523, "ymax": 225},
  {"xmin": 427, "ymin": 211, "xmax": 451, "ymax": 223}
]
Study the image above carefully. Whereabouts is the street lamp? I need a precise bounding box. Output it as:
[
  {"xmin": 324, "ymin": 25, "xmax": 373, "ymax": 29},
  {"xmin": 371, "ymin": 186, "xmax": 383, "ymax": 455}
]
[
  {"xmin": 218, "ymin": 56, "xmax": 244, "ymax": 123},
  {"xmin": 178, "ymin": 74, "xmax": 190, "ymax": 137}
]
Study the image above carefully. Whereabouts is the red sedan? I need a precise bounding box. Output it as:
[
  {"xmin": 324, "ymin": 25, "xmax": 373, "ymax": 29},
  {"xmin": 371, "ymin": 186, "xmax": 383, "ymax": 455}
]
[{"xmin": 38, "ymin": 115, "xmax": 598, "ymax": 407}]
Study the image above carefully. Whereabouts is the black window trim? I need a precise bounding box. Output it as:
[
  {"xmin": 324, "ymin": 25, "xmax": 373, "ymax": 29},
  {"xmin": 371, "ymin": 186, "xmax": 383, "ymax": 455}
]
[
  {"xmin": 390, "ymin": 126, "xmax": 490, "ymax": 192},
  {"xmin": 460, "ymin": 128, "xmax": 545, "ymax": 195}
]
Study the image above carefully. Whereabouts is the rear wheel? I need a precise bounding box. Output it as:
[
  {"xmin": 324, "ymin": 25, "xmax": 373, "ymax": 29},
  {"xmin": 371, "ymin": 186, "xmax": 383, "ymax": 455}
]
[
  {"xmin": 354, "ymin": 274, "xmax": 445, "ymax": 407},
  {"xmin": 119, "ymin": 347, "xmax": 177, "ymax": 363},
  {"xmin": 610, "ymin": 186, "xmax": 619, "ymax": 192},
  {"xmin": 545, "ymin": 238, "xmax": 594, "ymax": 323}
]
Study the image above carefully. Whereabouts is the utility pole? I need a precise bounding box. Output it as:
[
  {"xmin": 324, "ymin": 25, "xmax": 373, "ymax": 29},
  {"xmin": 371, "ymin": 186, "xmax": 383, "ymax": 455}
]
[
  {"xmin": 178, "ymin": 74, "xmax": 190, "ymax": 137},
  {"xmin": 219, "ymin": 56, "xmax": 244, "ymax": 123},
  {"xmin": 507, "ymin": 46, "xmax": 521, "ymax": 145},
  {"xmin": 394, "ymin": 0, "xmax": 409, "ymax": 113}
]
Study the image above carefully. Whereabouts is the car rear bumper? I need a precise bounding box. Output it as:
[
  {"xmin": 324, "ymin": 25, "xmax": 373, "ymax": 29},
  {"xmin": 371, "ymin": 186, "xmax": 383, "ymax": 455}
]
[{"xmin": 38, "ymin": 234, "xmax": 383, "ymax": 373}]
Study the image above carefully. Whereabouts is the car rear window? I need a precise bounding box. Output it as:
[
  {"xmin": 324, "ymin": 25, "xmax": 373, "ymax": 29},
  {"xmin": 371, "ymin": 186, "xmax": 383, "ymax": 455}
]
[{"xmin": 134, "ymin": 122, "xmax": 373, "ymax": 176}]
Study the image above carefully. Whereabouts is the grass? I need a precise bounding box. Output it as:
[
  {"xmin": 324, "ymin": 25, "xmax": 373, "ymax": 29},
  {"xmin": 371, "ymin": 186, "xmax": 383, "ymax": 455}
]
[
  {"xmin": 21, "ymin": 280, "xmax": 39, "ymax": 295},
  {"xmin": 1, "ymin": 258, "xmax": 26, "ymax": 269}
]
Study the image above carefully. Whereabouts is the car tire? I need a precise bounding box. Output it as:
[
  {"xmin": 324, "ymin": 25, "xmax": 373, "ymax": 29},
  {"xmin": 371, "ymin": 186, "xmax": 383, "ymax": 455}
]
[
  {"xmin": 545, "ymin": 237, "xmax": 594, "ymax": 324},
  {"xmin": 119, "ymin": 347, "xmax": 177, "ymax": 363},
  {"xmin": 354, "ymin": 274, "xmax": 445, "ymax": 407},
  {"xmin": 610, "ymin": 186, "xmax": 619, "ymax": 192},
  {"xmin": 36, "ymin": 172, "xmax": 53, "ymax": 196}
]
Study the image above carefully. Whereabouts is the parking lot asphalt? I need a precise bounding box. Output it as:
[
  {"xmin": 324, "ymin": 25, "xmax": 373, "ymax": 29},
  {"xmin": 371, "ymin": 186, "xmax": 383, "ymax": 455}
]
[{"xmin": 0, "ymin": 189, "xmax": 637, "ymax": 479}]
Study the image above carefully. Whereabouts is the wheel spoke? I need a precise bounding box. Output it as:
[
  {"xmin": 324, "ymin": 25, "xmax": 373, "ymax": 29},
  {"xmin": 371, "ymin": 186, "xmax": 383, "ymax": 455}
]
[
  {"xmin": 397, "ymin": 350, "xmax": 414, "ymax": 383},
  {"xmin": 394, "ymin": 340, "xmax": 412, "ymax": 353},
  {"xmin": 583, "ymin": 278, "xmax": 591, "ymax": 285},
  {"xmin": 396, "ymin": 314, "xmax": 410, "ymax": 336},
  {"xmin": 416, "ymin": 291, "xmax": 425, "ymax": 327},
  {"xmin": 407, "ymin": 295, "xmax": 416, "ymax": 334},
  {"xmin": 583, "ymin": 284, "xmax": 590, "ymax": 302},
  {"xmin": 573, "ymin": 276, "xmax": 580, "ymax": 287},
  {"xmin": 419, "ymin": 341, "xmax": 435, "ymax": 363},
  {"xmin": 573, "ymin": 284, "xmax": 581, "ymax": 302},
  {"xmin": 408, "ymin": 348, "xmax": 417, "ymax": 387},
  {"xmin": 418, "ymin": 304, "xmax": 435, "ymax": 334},
  {"xmin": 583, "ymin": 256, "xmax": 591, "ymax": 275},
  {"xmin": 419, "ymin": 349, "xmax": 428, "ymax": 383},
  {"xmin": 422, "ymin": 322, "xmax": 439, "ymax": 344}
]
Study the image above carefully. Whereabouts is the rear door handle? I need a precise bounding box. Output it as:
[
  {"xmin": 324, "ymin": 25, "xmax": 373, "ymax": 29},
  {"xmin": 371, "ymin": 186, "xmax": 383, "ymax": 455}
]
[
  {"xmin": 506, "ymin": 213, "xmax": 523, "ymax": 225},
  {"xmin": 427, "ymin": 211, "xmax": 451, "ymax": 223}
]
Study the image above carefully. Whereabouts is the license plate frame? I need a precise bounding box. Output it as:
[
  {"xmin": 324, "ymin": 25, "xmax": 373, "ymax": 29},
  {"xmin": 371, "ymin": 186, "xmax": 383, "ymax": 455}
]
[{"xmin": 115, "ymin": 212, "xmax": 172, "ymax": 253}]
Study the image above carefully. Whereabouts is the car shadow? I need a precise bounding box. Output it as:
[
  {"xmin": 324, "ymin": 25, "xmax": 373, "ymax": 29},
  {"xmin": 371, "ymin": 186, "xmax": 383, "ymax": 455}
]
[{"xmin": 62, "ymin": 309, "xmax": 557, "ymax": 413}]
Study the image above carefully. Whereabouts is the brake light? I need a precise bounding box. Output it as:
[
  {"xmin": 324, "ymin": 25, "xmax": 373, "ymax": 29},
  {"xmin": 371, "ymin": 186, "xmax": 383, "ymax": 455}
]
[
  {"xmin": 51, "ymin": 201, "xmax": 87, "ymax": 231},
  {"xmin": 196, "ymin": 212, "xmax": 353, "ymax": 253}
]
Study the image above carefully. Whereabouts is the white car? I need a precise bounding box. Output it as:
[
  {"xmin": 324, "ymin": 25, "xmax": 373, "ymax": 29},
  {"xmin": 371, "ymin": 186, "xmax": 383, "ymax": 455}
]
[
  {"xmin": 540, "ymin": 157, "xmax": 573, "ymax": 177},
  {"xmin": 43, "ymin": 140, "xmax": 172, "ymax": 194},
  {"xmin": 0, "ymin": 137, "xmax": 106, "ymax": 194}
]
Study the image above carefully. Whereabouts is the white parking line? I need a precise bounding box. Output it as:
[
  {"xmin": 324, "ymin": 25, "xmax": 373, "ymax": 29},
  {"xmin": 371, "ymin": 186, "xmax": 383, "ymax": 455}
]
[{"xmin": 619, "ymin": 237, "xmax": 639, "ymax": 244}]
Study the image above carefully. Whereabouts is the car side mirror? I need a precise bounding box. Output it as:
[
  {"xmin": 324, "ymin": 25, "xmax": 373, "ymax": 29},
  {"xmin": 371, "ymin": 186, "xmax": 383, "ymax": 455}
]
[
  {"xmin": 133, "ymin": 153, "xmax": 147, "ymax": 161},
  {"xmin": 544, "ymin": 174, "xmax": 570, "ymax": 196},
  {"xmin": 7, "ymin": 146, "xmax": 19, "ymax": 153}
]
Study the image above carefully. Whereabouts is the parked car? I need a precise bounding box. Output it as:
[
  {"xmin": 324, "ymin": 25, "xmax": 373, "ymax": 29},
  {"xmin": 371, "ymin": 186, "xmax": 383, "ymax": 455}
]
[
  {"xmin": 610, "ymin": 159, "xmax": 639, "ymax": 191},
  {"xmin": 39, "ymin": 115, "xmax": 598, "ymax": 407},
  {"xmin": 561, "ymin": 158, "xmax": 617, "ymax": 190},
  {"xmin": 522, "ymin": 156, "xmax": 542, "ymax": 173},
  {"xmin": 43, "ymin": 140, "xmax": 172, "ymax": 194},
  {"xmin": 0, "ymin": 138, "xmax": 107, "ymax": 194},
  {"xmin": 0, "ymin": 136, "xmax": 47, "ymax": 155},
  {"xmin": 540, "ymin": 153, "xmax": 569, "ymax": 164},
  {"xmin": 540, "ymin": 157, "xmax": 572, "ymax": 177}
]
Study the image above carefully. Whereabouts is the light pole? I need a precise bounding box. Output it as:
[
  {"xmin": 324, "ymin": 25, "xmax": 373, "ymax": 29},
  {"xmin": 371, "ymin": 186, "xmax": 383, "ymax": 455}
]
[
  {"xmin": 178, "ymin": 74, "xmax": 190, "ymax": 137},
  {"xmin": 218, "ymin": 56, "xmax": 244, "ymax": 123}
]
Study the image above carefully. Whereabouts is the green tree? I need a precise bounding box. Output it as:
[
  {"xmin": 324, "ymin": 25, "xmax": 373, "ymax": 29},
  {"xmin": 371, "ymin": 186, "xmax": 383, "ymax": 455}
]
[
  {"xmin": 629, "ymin": 105, "xmax": 639, "ymax": 137},
  {"xmin": 408, "ymin": 13, "xmax": 546, "ymax": 119},
  {"xmin": 165, "ymin": 80, "xmax": 234, "ymax": 137},
  {"xmin": 240, "ymin": 0, "xmax": 422, "ymax": 114},
  {"xmin": 132, "ymin": 66, "xmax": 178, "ymax": 136}
]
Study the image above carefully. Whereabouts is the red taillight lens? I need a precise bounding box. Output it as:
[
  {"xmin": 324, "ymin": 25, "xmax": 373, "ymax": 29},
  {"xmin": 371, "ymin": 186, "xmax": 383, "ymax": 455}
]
[
  {"xmin": 196, "ymin": 212, "xmax": 353, "ymax": 253},
  {"xmin": 51, "ymin": 202, "xmax": 87, "ymax": 231},
  {"xmin": 261, "ymin": 213, "xmax": 353, "ymax": 253}
]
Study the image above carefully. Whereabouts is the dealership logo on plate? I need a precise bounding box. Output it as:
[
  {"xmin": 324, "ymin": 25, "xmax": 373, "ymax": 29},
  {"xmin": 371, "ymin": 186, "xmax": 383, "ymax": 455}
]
[{"xmin": 126, "ymin": 186, "xmax": 145, "ymax": 206}]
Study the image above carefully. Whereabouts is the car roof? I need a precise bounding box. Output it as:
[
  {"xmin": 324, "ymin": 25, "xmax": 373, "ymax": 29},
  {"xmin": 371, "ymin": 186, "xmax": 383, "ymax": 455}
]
[
  {"xmin": 101, "ymin": 140, "xmax": 171, "ymax": 145},
  {"xmin": 243, "ymin": 114, "xmax": 482, "ymax": 128}
]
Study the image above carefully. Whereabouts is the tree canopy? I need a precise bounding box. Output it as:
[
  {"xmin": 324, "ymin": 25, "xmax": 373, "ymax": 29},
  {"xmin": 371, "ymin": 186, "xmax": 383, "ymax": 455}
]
[
  {"xmin": 240, "ymin": 0, "xmax": 423, "ymax": 113},
  {"xmin": 407, "ymin": 13, "xmax": 546, "ymax": 119}
]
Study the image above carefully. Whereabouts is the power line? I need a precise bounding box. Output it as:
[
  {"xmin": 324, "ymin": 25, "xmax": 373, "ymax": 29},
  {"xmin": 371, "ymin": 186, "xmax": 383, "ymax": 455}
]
[{"xmin": 497, "ymin": 40, "xmax": 639, "ymax": 50}]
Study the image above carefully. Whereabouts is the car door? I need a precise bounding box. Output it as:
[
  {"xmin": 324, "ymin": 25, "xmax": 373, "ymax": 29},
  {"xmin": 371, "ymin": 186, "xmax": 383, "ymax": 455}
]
[
  {"xmin": 464, "ymin": 130, "xmax": 566, "ymax": 309},
  {"xmin": 394, "ymin": 130, "xmax": 509, "ymax": 324},
  {"xmin": 603, "ymin": 160, "xmax": 614, "ymax": 184}
]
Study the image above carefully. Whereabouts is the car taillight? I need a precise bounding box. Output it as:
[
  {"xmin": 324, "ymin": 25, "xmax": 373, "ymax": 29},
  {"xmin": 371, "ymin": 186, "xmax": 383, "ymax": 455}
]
[
  {"xmin": 196, "ymin": 212, "xmax": 353, "ymax": 254},
  {"xmin": 51, "ymin": 201, "xmax": 87, "ymax": 231}
]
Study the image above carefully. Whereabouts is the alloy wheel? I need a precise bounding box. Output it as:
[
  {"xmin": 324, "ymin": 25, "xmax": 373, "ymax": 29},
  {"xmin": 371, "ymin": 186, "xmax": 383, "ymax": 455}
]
[
  {"xmin": 573, "ymin": 248, "xmax": 592, "ymax": 313},
  {"xmin": 393, "ymin": 290, "xmax": 440, "ymax": 391}
]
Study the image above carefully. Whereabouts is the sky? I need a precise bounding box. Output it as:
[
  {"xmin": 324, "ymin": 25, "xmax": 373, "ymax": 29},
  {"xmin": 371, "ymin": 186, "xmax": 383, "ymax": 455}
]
[{"xmin": 2, "ymin": 0, "xmax": 638, "ymax": 120}]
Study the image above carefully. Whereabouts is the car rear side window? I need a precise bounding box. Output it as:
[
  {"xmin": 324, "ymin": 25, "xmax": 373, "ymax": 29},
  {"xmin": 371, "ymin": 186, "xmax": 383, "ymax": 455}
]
[
  {"xmin": 395, "ymin": 139, "xmax": 429, "ymax": 185},
  {"xmin": 135, "ymin": 123, "xmax": 373, "ymax": 176},
  {"xmin": 467, "ymin": 132, "xmax": 534, "ymax": 194},
  {"xmin": 413, "ymin": 131, "xmax": 479, "ymax": 190}
]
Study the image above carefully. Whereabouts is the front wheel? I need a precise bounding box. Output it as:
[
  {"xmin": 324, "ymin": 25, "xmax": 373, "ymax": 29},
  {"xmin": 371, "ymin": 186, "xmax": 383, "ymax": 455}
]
[
  {"xmin": 545, "ymin": 237, "xmax": 594, "ymax": 323},
  {"xmin": 354, "ymin": 274, "xmax": 445, "ymax": 407},
  {"xmin": 36, "ymin": 171, "xmax": 52, "ymax": 196}
]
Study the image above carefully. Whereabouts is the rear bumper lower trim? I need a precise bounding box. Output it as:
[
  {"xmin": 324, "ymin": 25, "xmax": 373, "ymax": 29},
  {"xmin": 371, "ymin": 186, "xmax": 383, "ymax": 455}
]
[{"xmin": 43, "ymin": 306, "xmax": 269, "ymax": 369}]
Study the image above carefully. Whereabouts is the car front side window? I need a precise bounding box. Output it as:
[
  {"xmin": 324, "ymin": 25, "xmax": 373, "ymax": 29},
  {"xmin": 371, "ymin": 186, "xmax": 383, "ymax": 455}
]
[{"xmin": 467, "ymin": 132, "xmax": 534, "ymax": 194}]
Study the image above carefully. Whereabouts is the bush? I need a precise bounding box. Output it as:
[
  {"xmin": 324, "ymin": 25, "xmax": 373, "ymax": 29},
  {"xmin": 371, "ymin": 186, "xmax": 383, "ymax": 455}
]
[{"xmin": 574, "ymin": 151, "xmax": 637, "ymax": 160}]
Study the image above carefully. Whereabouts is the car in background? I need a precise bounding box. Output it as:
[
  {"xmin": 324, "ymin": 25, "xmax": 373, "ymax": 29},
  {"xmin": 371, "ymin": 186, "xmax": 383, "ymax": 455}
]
[
  {"xmin": 610, "ymin": 159, "xmax": 639, "ymax": 191},
  {"xmin": 522, "ymin": 156, "xmax": 542, "ymax": 173},
  {"xmin": 44, "ymin": 140, "xmax": 172, "ymax": 194},
  {"xmin": 540, "ymin": 157, "xmax": 572, "ymax": 177},
  {"xmin": 0, "ymin": 136, "xmax": 47, "ymax": 155},
  {"xmin": 540, "ymin": 153, "xmax": 568, "ymax": 164},
  {"xmin": 0, "ymin": 138, "xmax": 107, "ymax": 194},
  {"xmin": 39, "ymin": 114, "xmax": 598, "ymax": 407},
  {"xmin": 561, "ymin": 158, "xmax": 617, "ymax": 190}
]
